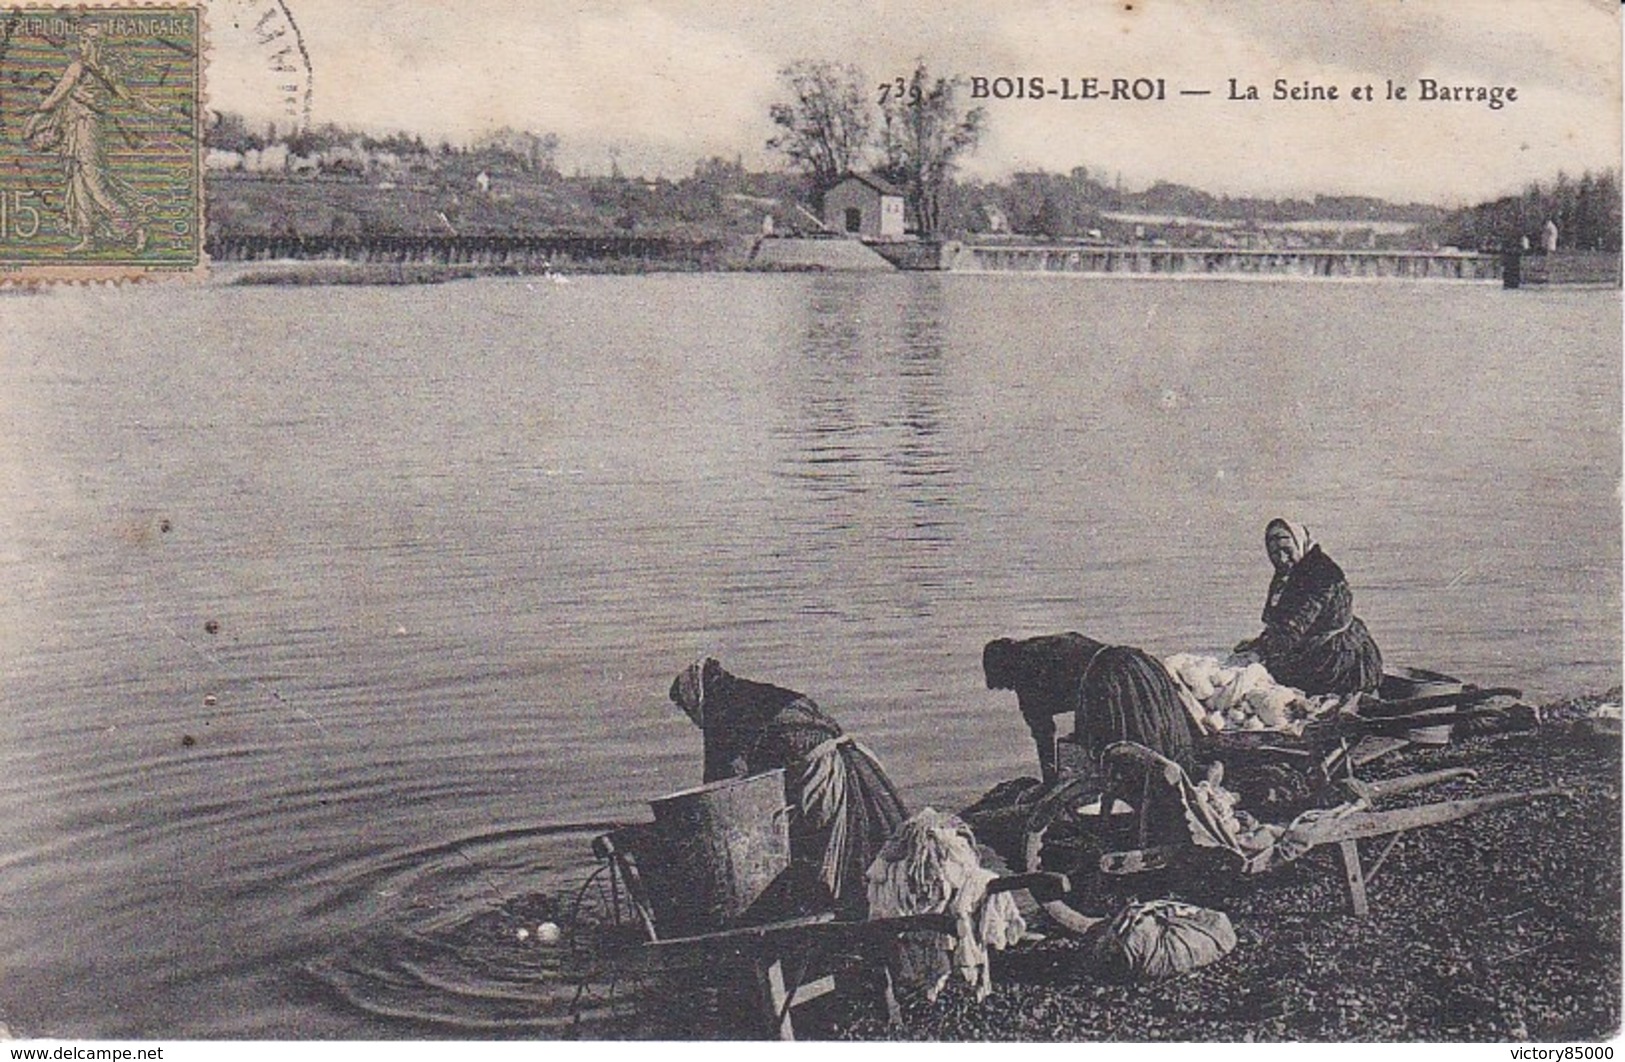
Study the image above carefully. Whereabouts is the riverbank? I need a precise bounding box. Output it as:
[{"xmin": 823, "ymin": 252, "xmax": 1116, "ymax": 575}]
[
  {"xmin": 597, "ymin": 689, "xmax": 1621, "ymax": 1042},
  {"xmin": 213, "ymin": 261, "xmax": 843, "ymax": 286},
  {"xmin": 212, "ymin": 260, "xmax": 698, "ymax": 286}
]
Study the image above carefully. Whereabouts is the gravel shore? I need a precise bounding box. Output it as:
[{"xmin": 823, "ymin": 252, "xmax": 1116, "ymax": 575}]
[{"xmin": 831, "ymin": 690, "xmax": 1621, "ymax": 1042}]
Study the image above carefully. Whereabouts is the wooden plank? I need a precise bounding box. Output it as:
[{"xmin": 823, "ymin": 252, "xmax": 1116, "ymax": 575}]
[
  {"xmin": 985, "ymin": 871, "xmax": 1071, "ymax": 901},
  {"xmin": 1341, "ymin": 767, "xmax": 1478, "ymax": 804},
  {"xmin": 1339, "ymin": 839, "xmax": 1369, "ymax": 917},
  {"xmin": 1364, "ymin": 833, "xmax": 1405, "ymax": 885},
  {"xmin": 646, "ymin": 910, "xmax": 959, "ymax": 952},
  {"xmin": 756, "ymin": 956, "xmax": 795, "ymax": 1040},
  {"xmin": 646, "ymin": 912, "xmax": 836, "ymax": 949},
  {"xmin": 1326, "ymin": 788, "xmax": 1566, "ymax": 843},
  {"xmin": 1360, "ymin": 686, "xmax": 1524, "ymax": 718},
  {"xmin": 1348, "ymin": 735, "xmax": 1410, "ymax": 767},
  {"xmin": 754, "ymin": 948, "xmax": 835, "ymax": 1041}
]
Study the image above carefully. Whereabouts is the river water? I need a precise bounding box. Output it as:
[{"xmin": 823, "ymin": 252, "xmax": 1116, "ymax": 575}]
[{"xmin": 0, "ymin": 273, "xmax": 1618, "ymax": 1037}]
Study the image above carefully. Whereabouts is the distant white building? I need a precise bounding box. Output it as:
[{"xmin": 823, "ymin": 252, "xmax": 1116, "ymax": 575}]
[
  {"xmin": 204, "ymin": 149, "xmax": 243, "ymax": 172},
  {"xmin": 242, "ymin": 144, "xmax": 289, "ymax": 173}
]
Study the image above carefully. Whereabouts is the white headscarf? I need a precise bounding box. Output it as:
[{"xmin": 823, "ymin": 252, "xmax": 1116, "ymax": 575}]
[
  {"xmin": 1265, "ymin": 518, "xmax": 1315, "ymax": 564},
  {"xmin": 1265, "ymin": 519, "xmax": 1317, "ymax": 610},
  {"xmin": 671, "ymin": 656, "xmax": 713, "ymax": 727}
]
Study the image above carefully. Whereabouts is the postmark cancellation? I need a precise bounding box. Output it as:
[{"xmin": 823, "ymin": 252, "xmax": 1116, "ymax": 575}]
[{"xmin": 1, "ymin": 3, "xmax": 203, "ymax": 281}]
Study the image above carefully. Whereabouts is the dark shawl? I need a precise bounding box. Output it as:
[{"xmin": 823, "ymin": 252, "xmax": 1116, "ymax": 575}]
[
  {"xmin": 983, "ymin": 632, "xmax": 1104, "ymax": 750},
  {"xmin": 669, "ymin": 660, "xmax": 907, "ymax": 917},
  {"xmin": 1256, "ymin": 545, "xmax": 1383, "ymax": 695},
  {"xmin": 677, "ymin": 665, "xmax": 843, "ymax": 784},
  {"xmin": 985, "ymin": 633, "xmax": 1198, "ymax": 775}
]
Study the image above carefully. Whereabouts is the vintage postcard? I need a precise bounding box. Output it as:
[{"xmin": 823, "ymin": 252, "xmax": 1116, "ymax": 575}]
[
  {"xmin": 0, "ymin": 3, "xmax": 203, "ymax": 279},
  {"xmin": 0, "ymin": 0, "xmax": 1618, "ymax": 1053}
]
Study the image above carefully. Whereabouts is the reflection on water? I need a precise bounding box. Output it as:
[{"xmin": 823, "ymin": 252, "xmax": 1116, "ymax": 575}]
[
  {"xmin": 771, "ymin": 276, "xmax": 965, "ymax": 621},
  {"xmin": 0, "ymin": 275, "xmax": 1616, "ymax": 1038}
]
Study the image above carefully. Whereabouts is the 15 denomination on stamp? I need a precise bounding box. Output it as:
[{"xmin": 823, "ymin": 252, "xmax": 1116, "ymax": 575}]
[{"xmin": 1, "ymin": 3, "xmax": 202, "ymax": 279}]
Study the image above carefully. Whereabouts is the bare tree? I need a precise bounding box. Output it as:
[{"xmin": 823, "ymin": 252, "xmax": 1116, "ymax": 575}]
[
  {"xmin": 878, "ymin": 62, "xmax": 984, "ymax": 239},
  {"xmin": 767, "ymin": 60, "xmax": 872, "ymax": 207}
]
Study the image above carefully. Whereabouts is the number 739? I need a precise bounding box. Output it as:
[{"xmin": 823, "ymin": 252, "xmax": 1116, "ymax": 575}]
[{"xmin": 877, "ymin": 78, "xmax": 923, "ymax": 106}]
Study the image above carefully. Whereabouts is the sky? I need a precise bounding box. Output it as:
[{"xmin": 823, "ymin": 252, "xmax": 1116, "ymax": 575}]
[{"xmin": 206, "ymin": 0, "xmax": 1623, "ymax": 205}]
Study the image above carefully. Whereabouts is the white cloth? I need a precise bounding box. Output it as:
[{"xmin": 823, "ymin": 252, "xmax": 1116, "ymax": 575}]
[
  {"xmin": 865, "ymin": 808, "xmax": 1025, "ymax": 1001},
  {"xmin": 1163, "ymin": 652, "xmax": 1343, "ymax": 735}
]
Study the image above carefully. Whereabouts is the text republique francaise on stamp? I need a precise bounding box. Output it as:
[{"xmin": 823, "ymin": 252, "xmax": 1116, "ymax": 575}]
[{"xmin": 1, "ymin": 4, "xmax": 202, "ymax": 280}]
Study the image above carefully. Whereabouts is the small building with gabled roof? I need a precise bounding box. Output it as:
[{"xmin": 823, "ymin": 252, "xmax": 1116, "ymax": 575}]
[{"xmin": 822, "ymin": 173, "xmax": 907, "ymax": 240}]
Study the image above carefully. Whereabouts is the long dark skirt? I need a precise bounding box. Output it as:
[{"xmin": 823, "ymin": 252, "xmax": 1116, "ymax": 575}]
[
  {"xmin": 1075, "ymin": 645, "xmax": 1199, "ymax": 771},
  {"xmin": 1264, "ymin": 617, "xmax": 1384, "ymax": 696},
  {"xmin": 1073, "ymin": 646, "xmax": 1201, "ymax": 850}
]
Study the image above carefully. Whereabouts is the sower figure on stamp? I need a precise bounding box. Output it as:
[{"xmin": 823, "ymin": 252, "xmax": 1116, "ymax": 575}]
[{"xmin": 22, "ymin": 23, "xmax": 159, "ymax": 253}]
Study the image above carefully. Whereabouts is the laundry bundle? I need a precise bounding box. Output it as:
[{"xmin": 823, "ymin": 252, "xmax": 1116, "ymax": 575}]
[
  {"xmin": 1163, "ymin": 652, "xmax": 1342, "ymax": 736},
  {"xmin": 865, "ymin": 808, "xmax": 1026, "ymax": 1002},
  {"xmin": 1089, "ymin": 899, "xmax": 1238, "ymax": 981}
]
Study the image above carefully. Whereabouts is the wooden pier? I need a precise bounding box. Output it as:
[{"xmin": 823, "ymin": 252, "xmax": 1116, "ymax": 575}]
[{"xmin": 947, "ymin": 243, "xmax": 1502, "ymax": 281}]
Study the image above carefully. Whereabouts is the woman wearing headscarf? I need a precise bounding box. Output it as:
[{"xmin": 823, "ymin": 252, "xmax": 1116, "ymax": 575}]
[
  {"xmin": 668, "ymin": 657, "xmax": 907, "ymax": 919},
  {"xmin": 984, "ymin": 632, "xmax": 1199, "ymax": 781},
  {"xmin": 1234, "ymin": 519, "xmax": 1384, "ymax": 696}
]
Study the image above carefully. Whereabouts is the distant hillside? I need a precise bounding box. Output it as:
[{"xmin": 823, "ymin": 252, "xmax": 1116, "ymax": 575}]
[
  {"xmin": 207, "ymin": 169, "xmax": 1448, "ymax": 253},
  {"xmin": 203, "ymin": 112, "xmax": 1611, "ymax": 253},
  {"xmin": 951, "ymin": 170, "xmax": 1443, "ymax": 249},
  {"xmin": 206, "ymin": 170, "xmax": 803, "ymax": 242}
]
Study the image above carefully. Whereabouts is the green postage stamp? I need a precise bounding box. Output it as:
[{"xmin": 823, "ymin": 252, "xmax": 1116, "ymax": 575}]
[{"xmin": 1, "ymin": 4, "xmax": 202, "ymax": 280}]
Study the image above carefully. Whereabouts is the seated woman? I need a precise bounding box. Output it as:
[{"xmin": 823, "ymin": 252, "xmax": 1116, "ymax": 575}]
[
  {"xmin": 669, "ymin": 657, "xmax": 907, "ymax": 919},
  {"xmin": 1235, "ymin": 519, "xmax": 1383, "ymax": 696},
  {"xmin": 984, "ymin": 633, "xmax": 1198, "ymax": 783}
]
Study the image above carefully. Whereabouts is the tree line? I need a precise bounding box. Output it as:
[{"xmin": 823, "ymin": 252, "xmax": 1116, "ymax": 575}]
[
  {"xmin": 767, "ymin": 60, "xmax": 983, "ymax": 238},
  {"xmin": 760, "ymin": 61, "xmax": 1467, "ymax": 245},
  {"xmin": 205, "ymin": 92, "xmax": 1620, "ymax": 253},
  {"xmin": 1427, "ymin": 170, "xmax": 1622, "ymax": 253}
]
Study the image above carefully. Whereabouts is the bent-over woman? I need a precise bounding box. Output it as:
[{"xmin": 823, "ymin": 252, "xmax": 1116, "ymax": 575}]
[
  {"xmin": 984, "ymin": 633, "xmax": 1198, "ymax": 782},
  {"xmin": 669, "ymin": 657, "xmax": 907, "ymax": 919},
  {"xmin": 1235, "ymin": 519, "xmax": 1383, "ymax": 696}
]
